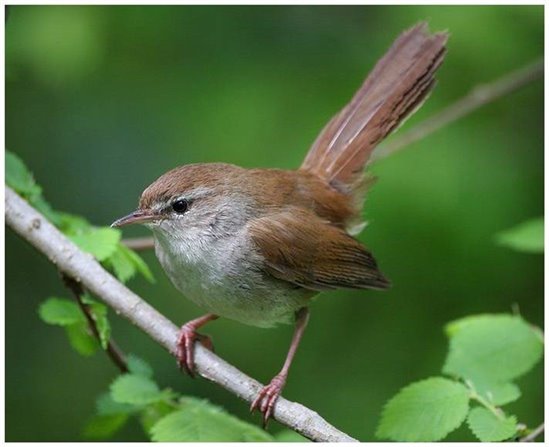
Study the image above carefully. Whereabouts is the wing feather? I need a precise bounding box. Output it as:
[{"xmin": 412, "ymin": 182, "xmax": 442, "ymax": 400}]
[{"xmin": 248, "ymin": 208, "xmax": 390, "ymax": 291}]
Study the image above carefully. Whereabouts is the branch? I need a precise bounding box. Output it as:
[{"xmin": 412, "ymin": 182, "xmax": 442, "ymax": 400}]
[
  {"xmin": 520, "ymin": 423, "xmax": 544, "ymax": 442},
  {"xmin": 62, "ymin": 274, "xmax": 129, "ymax": 373},
  {"xmin": 373, "ymin": 59, "xmax": 543, "ymax": 161},
  {"xmin": 5, "ymin": 186, "xmax": 358, "ymax": 443},
  {"xmin": 122, "ymin": 236, "xmax": 154, "ymax": 251}
]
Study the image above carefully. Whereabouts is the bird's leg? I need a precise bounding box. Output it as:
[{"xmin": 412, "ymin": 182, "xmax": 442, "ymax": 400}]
[
  {"xmin": 251, "ymin": 307, "xmax": 310, "ymax": 426},
  {"xmin": 177, "ymin": 313, "xmax": 219, "ymax": 376}
]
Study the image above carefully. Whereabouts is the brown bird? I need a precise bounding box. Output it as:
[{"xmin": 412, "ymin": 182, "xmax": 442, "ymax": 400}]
[{"xmin": 112, "ymin": 22, "xmax": 447, "ymax": 425}]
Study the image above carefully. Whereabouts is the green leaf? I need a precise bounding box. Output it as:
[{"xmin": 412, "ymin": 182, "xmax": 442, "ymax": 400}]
[
  {"xmin": 122, "ymin": 245, "xmax": 155, "ymax": 283},
  {"xmin": 38, "ymin": 297, "xmax": 84, "ymax": 326},
  {"xmin": 139, "ymin": 401, "xmax": 175, "ymax": 434},
  {"xmin": 495, "ymin": 217, "xmax": 543, "ymax": 253},
  {"xmin": 65, "ymin": 322, "xmax": 99, "ymax": 356},
  {"xmin": 126, "ymin": 354, "xmax": 154, "ymax": 378},
  {"xmin": 444, "ymin": 313, "xmax": 492, "ymax": 337},
  {"xmin": 376, "ymin": 377, "xmax": 470, "ymax": 442},
  {"xmin": 96, "ymin": 392, "xmax": 136, "ymax": 416},
  {"xmin": 5, "ymin": 151, "xmax": 60, "ymax": 225},
  {"xmin": 69, "ymin": 228, "xmax": 121, "ymax": 261},
  {"xmin": 58, "ymin": 212, "xmax": 92, "ymax": 235},
  {"xmin": 239, "ymin": 423, "xmax": 274, "ymax": 442},
  {"xmin": 95, "ymin": 311, "xmax": 111, "ymax": 350},
  {"xmin": 474, "ymin": 381, "xmax": 521, "ymax": 406},
  {"xmin": 110, "ymin": 374, "xmax": 164, "ymax": 405},
  {"xmin": 82, "ymin": 413, "xmax": 128, "ymax": 439},
  {"xmin": 6, "ymin": 151, "xmax": 42, "ymax": 198},
  {"xmin": 108, "ymin": 243, "xmax": 155, "ymax": 283},
  {"xmin": 466, "ymin": 407, "xmax": 517, "ymax": 442},
  {"xmin": 105, "ymin": 246, "xmax": 136, "ymax": 283},
  {"xmin": 443, "ymin": 314, "xmax": 543, "ymax": 384},
  {"xmin": 274, "ymin": 429, "xmax": 309, "ymax": 442},
  {"xmin": 87, "ymin": 299, "xmax": 110, "ymax": 350},
  {"xmin": 76, "ymin": 295, "xmax": 110, "ymax": 350},
  {"xmin": 80, "ymin": 293, "xmax": 96, "ymax": 306},
  {"xmin": 150, "ymin": 397, "xmax": 273, "ymax": 442}
]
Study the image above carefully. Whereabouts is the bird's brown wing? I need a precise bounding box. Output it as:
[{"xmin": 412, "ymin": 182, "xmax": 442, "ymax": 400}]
[{"xmin": 247, "ymin": 208, "xmax": 390, "ymax": 291}]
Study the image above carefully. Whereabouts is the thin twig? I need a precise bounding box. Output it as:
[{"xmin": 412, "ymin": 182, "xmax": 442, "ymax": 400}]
[
  {"xmin": 5, "ymin": 187, "xmax": 357, "ymax": 443},
  {"xmin": 122, "ymin": 236, "xmax": 155, "ymax": 251},
  {"xmin": 520, "ymin": 423, "xmax": 544, "ymax": 442},
  {"xmin": 62, "ymin": 274, "xmax": 129, "ymax": 373},
  {"xmin": 373, "ymin": 59, "xmax": 543, "ymax": 161}
]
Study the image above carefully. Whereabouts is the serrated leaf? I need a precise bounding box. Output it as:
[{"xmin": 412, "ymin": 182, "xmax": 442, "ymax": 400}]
[
  {"xmin": 274, "ymin": 429, "xmax": 309, "ymax": 442},
  {"xmin": 82, "ymin": 413, "xmax": 128, "ymax": 439},
  {"xmin": 96, "ymin": 392, "xmax": 136, "ymax": 416},
  {"xmin": 6, "ymin": 151, "xmax": 42, "ymax": 198},
  {"xmin": 126, "ymin": 354, "xmax": 154, "ymax": 378},
  {"xmin": 38, "ymin": 297, "xmax": 85, "ymax": 326},
  {"xmin": 5, "ymin": 151, "xmax": 60, "ymax": 225},
  {"xmin": 110, "ymin": 374, "xmax": 163, "ymax": 405},
  {"xmin": 474, "ymin": 380, "xmax": 521, "ymax": 406},
  {"xmin": 69, "ymin": 228, "xmax": 121, "ymax": 261},
  {"xmin": 150, "ymin": 397, "xmax": 273, "ymax": 442},
  {"xmin": 443, "ymin": 314, "xmax": 543, "ymax": 384},
  {"xmin": 466, "ymin": 407, "xmax": 517, "ymax": 442},
  {"xmin": 376, "ymin": 377, "xmax": 470, "ymax": 442},
  {"xmin": 495, "ymin": 218, "xmax": 543, "ymax": 253},
  {"xmin": 65, "ymin": 322, "xmax": 99, "ymax": 356}
]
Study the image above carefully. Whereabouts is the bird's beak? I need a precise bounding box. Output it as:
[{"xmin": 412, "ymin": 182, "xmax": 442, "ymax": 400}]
[{"xmin": 111, "ymin": 209, "xmax": 159, "ymax": 228}]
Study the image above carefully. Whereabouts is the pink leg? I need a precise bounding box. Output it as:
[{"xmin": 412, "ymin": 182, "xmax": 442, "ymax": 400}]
[
  {"xmin": 177, "ymin": 313, "xmax": 219, "ymax": 376},
  {"xmin": 250, "ymin": 307, "xmax": 310, "ymax": 426}
]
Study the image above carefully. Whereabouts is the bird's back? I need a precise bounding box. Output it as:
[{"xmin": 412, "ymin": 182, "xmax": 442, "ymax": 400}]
[{"xmin": 245, "ymin": 167, "xmax": 364, "ymax": 234}]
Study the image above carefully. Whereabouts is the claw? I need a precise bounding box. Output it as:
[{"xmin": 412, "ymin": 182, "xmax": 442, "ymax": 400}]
[
  {"xmin": 176, "ymin": 325, "xmax": 215, "ymax": 377},
  {"xmin": 250, "ymin": 374, "xmax": 286, "ymax": 427},
  {"xmin": 176, "ymin": 325, "xmax": 196, "ymax": 376}
]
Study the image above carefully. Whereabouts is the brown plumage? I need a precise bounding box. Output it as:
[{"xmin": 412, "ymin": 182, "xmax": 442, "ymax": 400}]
[
  {"xmin": 137, "ymin": 23, "xmax": 447, "ymax": 294},
  {"xmin": 113, "ymin": 22, "xmax": 448, "ymax": 424},
  {"xmin": 140, "ymin": 164, "xmax": 357, "ymax": 230},
  {"xmin": 302, "ymin": 22, "xmax": 447, "ymax": 204},
  {"xmin": 248, "ymin": 207, "xmax": 390, "ymax": 290}
]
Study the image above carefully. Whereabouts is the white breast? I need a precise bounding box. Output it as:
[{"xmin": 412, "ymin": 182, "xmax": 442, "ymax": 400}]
[{"xmin": 152, "ymin": 226, "xmax": 310, "ymax": 328}]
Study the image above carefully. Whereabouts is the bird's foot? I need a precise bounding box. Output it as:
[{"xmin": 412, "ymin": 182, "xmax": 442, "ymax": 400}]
[
  {"xmin": 250, "ymin": 373, "xmax": 287, "ymax": 427},
  {"xmin": 176, "ymin": 323, "xmax": 214, "ymax": 377}
]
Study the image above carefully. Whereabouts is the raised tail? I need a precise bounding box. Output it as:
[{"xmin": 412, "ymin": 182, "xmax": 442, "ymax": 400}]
[{"xmin": 301, "ymin": 22, "xmax": 447, "ymax": 192}]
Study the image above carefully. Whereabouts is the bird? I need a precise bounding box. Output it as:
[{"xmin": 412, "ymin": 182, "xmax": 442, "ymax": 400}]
[{"xmin": 112, "ymin": 22, "xmax": 448, "ymax": 425}]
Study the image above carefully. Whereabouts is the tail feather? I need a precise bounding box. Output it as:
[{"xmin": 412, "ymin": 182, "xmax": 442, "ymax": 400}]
[{"xmin": 301, "ymin": 22, "xmax": 448, "ymax": 190}]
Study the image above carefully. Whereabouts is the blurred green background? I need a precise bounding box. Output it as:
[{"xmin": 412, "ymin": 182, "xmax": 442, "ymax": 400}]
[{"xmin": 6, "ymin": 5, "xmax": 543, "ymax": 442}]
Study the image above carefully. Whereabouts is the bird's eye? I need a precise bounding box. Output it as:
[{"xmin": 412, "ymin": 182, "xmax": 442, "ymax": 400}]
[{"xmin": 172, "ymin": 199, "xmax": 189, "ymax": 214}]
